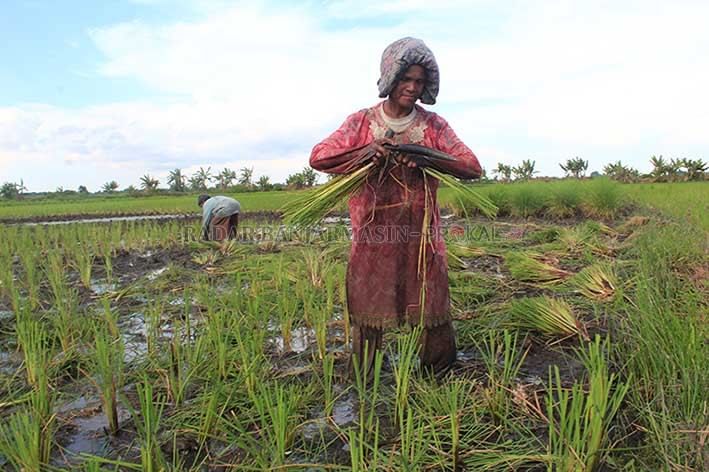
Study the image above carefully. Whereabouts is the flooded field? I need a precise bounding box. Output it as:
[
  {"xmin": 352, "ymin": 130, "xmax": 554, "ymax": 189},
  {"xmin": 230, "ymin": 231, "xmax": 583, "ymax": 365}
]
[{"xmin": 0, "ymin": 200, "xmax": 706, "ymax": 470}]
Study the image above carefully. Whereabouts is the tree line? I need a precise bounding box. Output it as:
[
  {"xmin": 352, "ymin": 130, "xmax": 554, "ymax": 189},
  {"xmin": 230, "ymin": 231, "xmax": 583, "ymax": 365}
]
[{"xmin": 1, "ymin": 156, "xmax": 706, "ymax": 200}]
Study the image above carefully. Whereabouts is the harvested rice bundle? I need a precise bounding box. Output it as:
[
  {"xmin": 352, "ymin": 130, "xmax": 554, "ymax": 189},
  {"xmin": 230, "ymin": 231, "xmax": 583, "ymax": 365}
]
[
  {"xmin": 571, "ymin": 263, "xmax": 618, "ymax": 301},
  {"xmin": 505, "ymin": 251, "xmax": 573, "ymax": 285},
  {"xmin": 510, "ymin": 296, "xmax": 589, "ymax": 340},
  {"xmin": 448, "ymin": 242, "xmax": 486, "ymax": 259}
]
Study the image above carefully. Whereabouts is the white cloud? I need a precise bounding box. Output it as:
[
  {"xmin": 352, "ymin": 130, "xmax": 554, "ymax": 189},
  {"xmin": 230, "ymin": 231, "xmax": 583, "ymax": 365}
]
[{"xmin": 2, "ymin": 0, "xmax": 708, "ymax": 190}]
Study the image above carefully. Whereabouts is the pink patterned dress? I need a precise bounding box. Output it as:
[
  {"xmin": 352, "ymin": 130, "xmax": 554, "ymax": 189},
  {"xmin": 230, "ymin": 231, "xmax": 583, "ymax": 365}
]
[{"xmin": 310, "ymin": 102, "xmax": 481, "ymax": 329}]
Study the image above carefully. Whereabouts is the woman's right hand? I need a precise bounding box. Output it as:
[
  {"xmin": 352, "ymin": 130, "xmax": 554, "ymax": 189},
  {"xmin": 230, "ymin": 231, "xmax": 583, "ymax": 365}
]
[{"xmin": 367, "ymin": 138, "xmax": 395, "ymax": 166}]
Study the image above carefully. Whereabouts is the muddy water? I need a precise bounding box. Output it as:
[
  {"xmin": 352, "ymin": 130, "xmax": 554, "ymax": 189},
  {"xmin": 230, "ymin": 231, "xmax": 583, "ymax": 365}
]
[{"xmin": 10, "ymin": 214, "xmax": 195, "ymax": 226}]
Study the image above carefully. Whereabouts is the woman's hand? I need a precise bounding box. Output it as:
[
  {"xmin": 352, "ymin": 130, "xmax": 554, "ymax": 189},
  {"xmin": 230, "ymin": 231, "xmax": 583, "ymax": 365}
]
[{"xmin": 368, "ymin": 138, "xmax": 395, "ymax": 166}]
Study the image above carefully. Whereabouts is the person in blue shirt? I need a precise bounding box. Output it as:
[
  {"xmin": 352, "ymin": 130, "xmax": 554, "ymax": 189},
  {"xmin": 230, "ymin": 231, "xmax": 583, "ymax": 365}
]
[{"xmin": 198, "ymin": 194, "xmax": 241, "ymax": 241}]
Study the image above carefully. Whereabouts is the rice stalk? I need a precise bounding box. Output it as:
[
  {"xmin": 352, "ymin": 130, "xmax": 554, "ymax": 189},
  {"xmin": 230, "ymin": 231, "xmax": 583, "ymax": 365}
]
[
  {"xmin": 509, "ymin": 296, "xmax": 589, "ymax": 341},
  {"xmin": 92, "ymin": 320, "xmax": 124, "ymax": 435}
]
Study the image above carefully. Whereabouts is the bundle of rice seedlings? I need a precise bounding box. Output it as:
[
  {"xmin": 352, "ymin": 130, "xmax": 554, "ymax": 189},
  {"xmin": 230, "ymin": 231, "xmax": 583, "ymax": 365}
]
[
  {"xmin": 571, "ymin": 263, "xmax": 617, "ymax": 301},
  {"xmin": 425, "ymin": 167, "xmax": 497, "ymax": 218},
  {"xmin": 505, "ymin": 251, "xmax": 573, "ymax": 285},
  {"xmin": 282, "ymin": 163, "xmax": 374, "ymax": 227},
  {"xmin": 448, "ymin": 242, "xmax": 486, "ymax": 258},
  {"xmin": 447, "ymin": 251, "xmax": 468, "ymax": 270},
  {"xmin": 509, "ymin": 296, "xmax": 589, "ymax": 340},
  {"xmin": 282, "ymin": 160, "xmax": 497, "ymax": 227}
]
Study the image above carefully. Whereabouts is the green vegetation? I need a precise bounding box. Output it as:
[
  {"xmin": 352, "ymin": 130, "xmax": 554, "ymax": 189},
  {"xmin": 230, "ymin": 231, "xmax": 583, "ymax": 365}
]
[{"xmin": 0, "ymin": 179, "xmax": 706, "ymax": 469}]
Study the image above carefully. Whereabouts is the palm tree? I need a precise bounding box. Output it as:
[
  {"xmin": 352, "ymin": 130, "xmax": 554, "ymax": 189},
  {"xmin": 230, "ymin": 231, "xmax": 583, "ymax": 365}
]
[
  {"xmin": 559, "ymin": 157, "xmax": 589, "ymax": 178},
  {"xmin": 513, "ymin": 159, "xmax": 537, "ymax": 181},
  {"xmin": 102, "ymin": 181, "xmax": 119, "ymax": 193},
  {"xmin": 167, "ymin": 168, "xmax": 187, "ymax": 192},
  {"xmin": 215, "ymin": 168, "xmax": 237, "ymax": 189},
  {"xmin": 682, "ymin": 158, "xmax": 707, "ymax": 181},
  {"xmin": 189, "ymin": 167, "xmax": 212, "ymax": 191},
  {"xmin": 140, "ymin": 174, "xmax": 160, "ymax": 193},
  {"xmin": 493, "ymin": 163, "xmax": 512, "ymax": 183},
  {"xmin": 650, "ymin": 155, "xmax": 670, "ymax": 182},
  {"xmin": 257, "ymin": 175, "xmax": 271, "ymax": 191},
  {"xmin": 603, "ymin": 161, "xmax": 639, "ymax": 183},
  {"xmin": 238, "ymin": 167, "xmax": 254, "ymax": 187}
]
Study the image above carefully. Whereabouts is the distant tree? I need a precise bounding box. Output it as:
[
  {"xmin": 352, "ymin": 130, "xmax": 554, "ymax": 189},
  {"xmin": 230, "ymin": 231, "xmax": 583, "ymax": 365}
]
[
  {"xmin": 238, "ymin": 167, "xmax": 254, "ymax": 187},
  {"xmin": 140, "ymin": 174, "xmax": 160, "ymax": 193},
  {"xmin": 0, "ymin": 182, "xmax": 20, "ymax": 199},
  {"xmin": 215, "ymin": 168, "xmax": 237, "ymax": 189},
  {"xmin": 681, "ymin": 158, "xmax": 707, "ymax": 181},
  {"xmin": 78, "ymin": 185, "xmax": 89, "ymax": 194},
  {"xmin": 102, "ymin": 181, "xmax": 119, "ymax": 193},
  {"xmin": 56, "ymin": 186, "xmax": 64, "ymax": 193},
  {"xmin": 512, "ymin": 159, "xmax": 537, "ymax": 181},
  {"xmin": 189, "ymin": 167, "xmax": 212, "ymax": 191},
  {"xmin": 257, "ymin": 175, "xmax": 272, "ymax": 191},
  {"xmin": 167, "ymin": 168, "xmax": 187, "ymax": 192},
  {"xmin": 650, "ymin": 155, "xmax": 672, "ymax": 182},
  {"xmin": 300, "ymin": 167, "xmax": 318, "ymax": 187},
  {"xmin": 286, "ymin": 172, "xmax": 306, "ymax": 189},
  {"xmin": 603, "ymin": 161, "xmax": 639, "ymax": 183},
  {"xmin": 492, "ymin": 163, "xmax": 512, "ymax": 183},
  {"xmin": 125, "ymin": 185, "xmax": 138, "ymax": 194},
  {"xmin": 559, "ymin": 157, "xmax": 589, "ymax": 178}
]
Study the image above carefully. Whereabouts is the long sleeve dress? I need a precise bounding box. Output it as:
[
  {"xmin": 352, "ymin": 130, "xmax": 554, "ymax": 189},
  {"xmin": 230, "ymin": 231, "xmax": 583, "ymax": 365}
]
[{"xmin": 310, "ymin": 102, "xmax": 481, "ymax": 329}]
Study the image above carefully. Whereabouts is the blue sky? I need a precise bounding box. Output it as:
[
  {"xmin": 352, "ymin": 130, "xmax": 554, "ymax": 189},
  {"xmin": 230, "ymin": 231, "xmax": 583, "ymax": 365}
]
[{"xmin": 1, "ymin": 0, "xmax": 708, "ymax": 191}]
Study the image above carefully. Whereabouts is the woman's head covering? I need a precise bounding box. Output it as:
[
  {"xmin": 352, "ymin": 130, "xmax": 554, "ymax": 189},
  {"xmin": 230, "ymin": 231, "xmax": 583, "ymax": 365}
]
[
  {"xmin": 197, "ymin": 194, "xmax": 211, "ymax": 207},
  {"xmin": 377, "ymin": 37, "xmax": 439, "ymax": 105}
]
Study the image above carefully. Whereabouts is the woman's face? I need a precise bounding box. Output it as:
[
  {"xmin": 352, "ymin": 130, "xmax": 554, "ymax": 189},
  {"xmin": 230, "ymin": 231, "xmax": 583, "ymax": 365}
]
[{"xmin": 389, "ymin": 64, "xmax": 426, "ymax": 112}]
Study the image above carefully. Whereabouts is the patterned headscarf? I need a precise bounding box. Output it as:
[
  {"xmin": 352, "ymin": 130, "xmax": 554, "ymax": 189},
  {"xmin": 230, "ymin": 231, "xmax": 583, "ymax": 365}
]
[{"xmin": 377, "ymin": 37, "xmax": 440, "ymax": 105}]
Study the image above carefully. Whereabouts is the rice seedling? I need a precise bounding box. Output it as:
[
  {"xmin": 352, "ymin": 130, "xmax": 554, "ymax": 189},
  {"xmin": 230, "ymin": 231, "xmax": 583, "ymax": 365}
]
[
  {"xmin": 92, "ymin": 320, "xmax": 124, "ymax": 435},
  {"xmin": 15, "ymin": 313, "xmax": 52, "ymax": 387},
  {"xmin": 391, "ymin": 327, "xmax": 422, "ymax": 429},
  {"xmin": 72, "ymin": 242, "xmax": 95, "ymax": 288},
  {"xmin": 505, "ymin": 251, "xmax": 573, "ymax": 285},
  {"xmin": 130, "ymin": 378, "xmax": 167, "ymax": 472},
  {"xmin": 318, "ymin": 352, "xmax": 336, "ymax": 417},
  {"xmin": 476, "ymin": 330, "xmax": 528, "ymax": 423},
  {"xmin": 19, "ymin": 248, "xmax": 41, "ymax": 309},
  {"xmin": 0, "ymin": 409, "xmax": 45, "ymax": 470},
  {"xmin": 509, "ymin": 296, "xmax": 589, "ymax": 341},
  {"xmin": 546, "ymin": 336, "xmax": 630, "ymax": 471},
  {"xmin": 164, "ymin": 318, "xmax": 205, "ymax": 407},
  {"xmin": 571, "ymin": 262, "xmax": 618, "ymax": 301}
]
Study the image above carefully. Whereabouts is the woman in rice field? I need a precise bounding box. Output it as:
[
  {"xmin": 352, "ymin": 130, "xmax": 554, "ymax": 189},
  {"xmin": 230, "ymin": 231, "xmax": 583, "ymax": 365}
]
[
  {"xmin": 310, "ymin": 37, "xmax": 482, "ymax": 374},
  {"xmin": 198, "ymin": 194, "xmax": 241, "ymax": 241}
]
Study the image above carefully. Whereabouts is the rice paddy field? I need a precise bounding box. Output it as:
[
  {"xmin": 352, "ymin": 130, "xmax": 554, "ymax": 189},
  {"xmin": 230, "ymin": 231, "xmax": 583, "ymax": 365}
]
[{"xmin": 0, "ymin": 179, "xmax": 706, "ymax": 470}]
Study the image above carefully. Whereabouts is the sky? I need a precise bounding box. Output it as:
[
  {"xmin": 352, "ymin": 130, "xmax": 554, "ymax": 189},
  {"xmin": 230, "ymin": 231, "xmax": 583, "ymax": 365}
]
[{"xmin": 1, "ymin": 0, "xmax": 708, "ymax": 192}]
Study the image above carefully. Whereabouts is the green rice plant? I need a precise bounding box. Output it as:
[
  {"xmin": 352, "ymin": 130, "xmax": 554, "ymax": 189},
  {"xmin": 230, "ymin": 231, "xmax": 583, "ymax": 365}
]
[
  {"xmin": 397, "ymin": 406, "xmax": 428, "ymax": 470},
  {"xmin": 505, "ymin": 251, "xmax": 573, "ymax": 285},
  {"xmin": 546, "ymin": 336, "xmax": 630, "ymax": 471},
  {"xmin": 72, "ymin": 242, "xmax": 95, "ymax": 288},
  {"xmin": 582, "ymin": 177, "xmax": 625, "ymax": 219},
  {"xmin": 144, "ymin": 297, "xmax": 164, "ymax": 359},
  {"xmin": 509, "ymin": 184, "xmax": 546, "ymax": 218},
  {"xmin": 349, "ymin": 417, "xmax": 381, "ymax": 472},
  {"xmin": 248, "ymin": 383, "xmax": 305, "ymax": 467},
  {"xmin": 571, "ymin": 262, "xmax": 618, "ymax": 302},
  {"xmin": 128, "ymin": 378, "xmax": 167, "ymax": 472},
  {"xmin": 476, "ymin": 330, "xmax": 528, "ymax": 423},
  {"xmin": 165, "ymin": 319, "xmax": 205, "ymax": 407},
  {"xmin": 92, "ymin": 320, "xmax": 124, "ymax": 435},
  {"xmin": 232, "ymin": 314, "xmax": 269, "ymax": 396},
  {"xmin": 391, "ymin": 327, "xmax": 423, "ymax": 429},
  {"xmin": 205, "ymin": 309, "xmax": 232, "ymax": 381},
  {"xmin": 16, "ymin": 314, "xmax": 52, "ymax": 388},
  {"xmin": 616, "ymin": 224, "xmax": 707, "ymax": 469},
  {"xmin": 19, "ymin": 247, "xmax": 41, "ymax": 309},
  {"xmin": 509, "ymin": 296, "xmax": 589, "ymax": 340},
  {"xmin": 545, "ymin": 182, "xmax": 582, "ymax": 219},
  {"xmin": 351, "ymin": 342, "xmax": 385, "ymax": 438},
  {"xmin": 0, "ymin": 409, "xmax": 44, "ymax": 470}
]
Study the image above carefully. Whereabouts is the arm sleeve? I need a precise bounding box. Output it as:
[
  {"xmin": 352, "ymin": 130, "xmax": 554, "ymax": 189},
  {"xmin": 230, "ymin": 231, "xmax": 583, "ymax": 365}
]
[
  {"xmin": 309, "ymin": 110, "xmax": 372, "ymax": 175},
  {"xmin": 428, "ymin": 116, "xmax": 482, "ymax": 180},
  {"xmin": 201, "ymin": 207, "xmax": 212, "ymax": 240}
]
